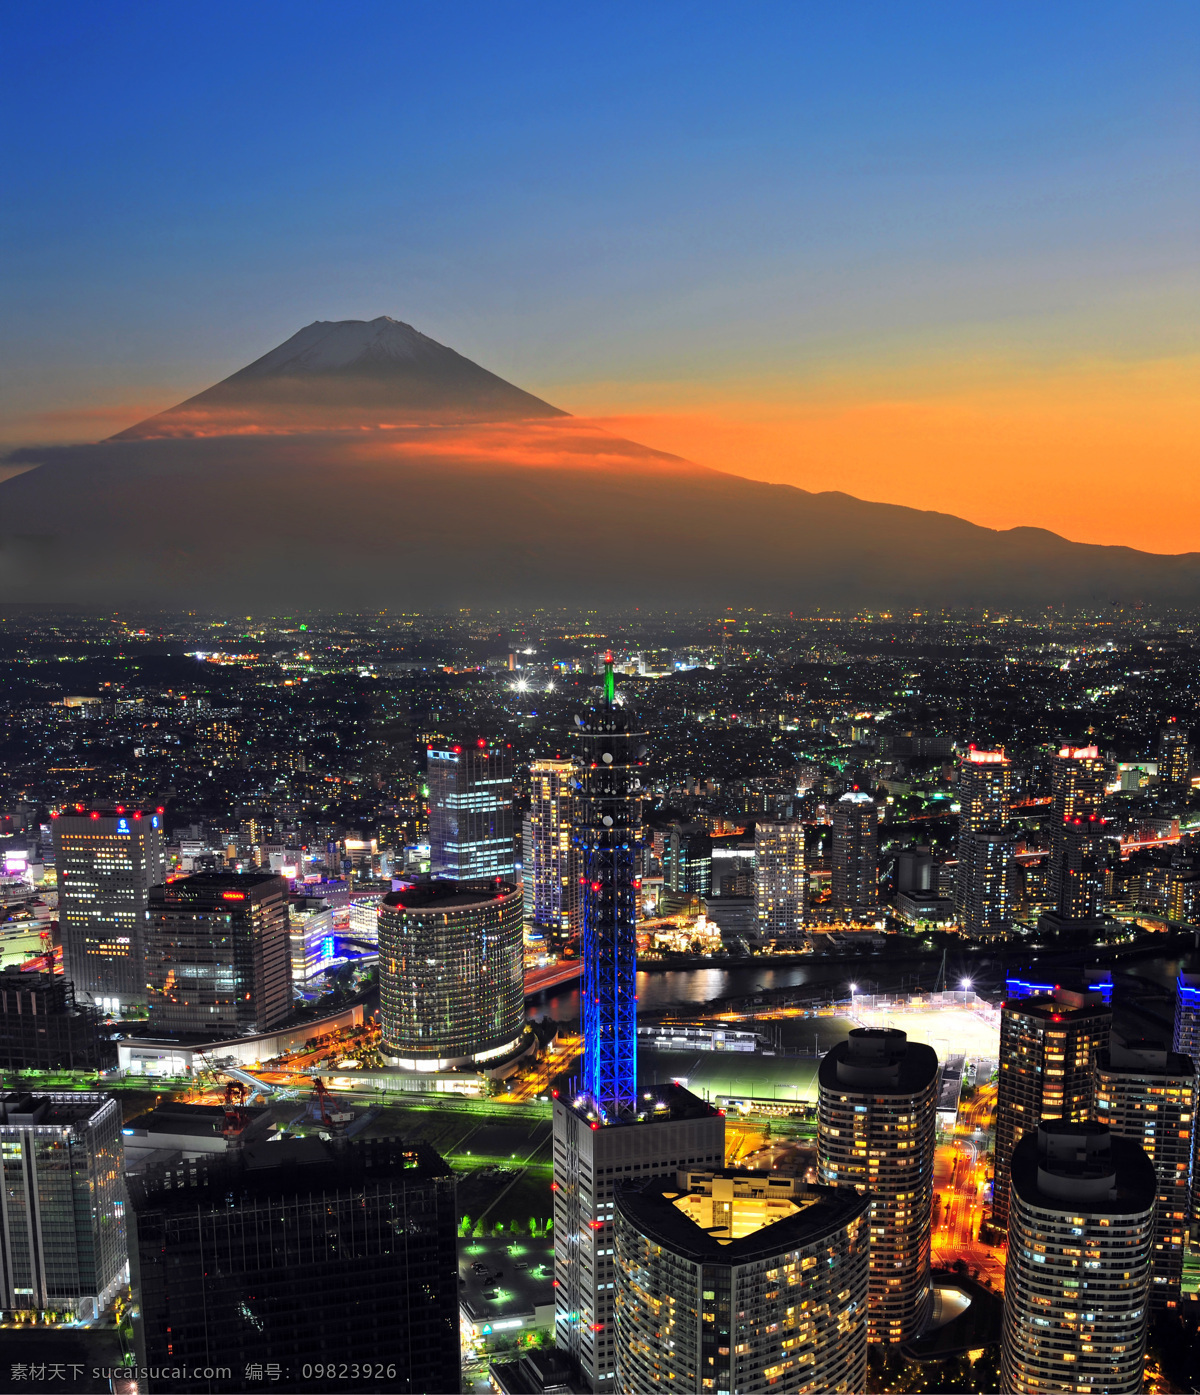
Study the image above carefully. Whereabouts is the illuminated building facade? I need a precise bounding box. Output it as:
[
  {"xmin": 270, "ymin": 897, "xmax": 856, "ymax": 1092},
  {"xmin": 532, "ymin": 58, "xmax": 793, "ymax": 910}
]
[
  {"xmin": 954, "ymin": 747, "xmax": 1011, "ymax": 898},
  {"xmin": 552, "ymin": 1085, "xmax": 725, "ymax": 1392},
  {"xmin": 553, "ymin": 661, "xmax": 725, "ymax": 1392},
  {"xmin": 831, "ymin": 791, "xmax": 877, "ymax": 919},
  {"xmin": 1159, "ymin": 719, "xmax": 1192, "ymax": 792},
  {"xmin": 613, "ymin": 1169, "xmax": 869, "ymax": 1395},
  {"xmin": 992, "ymin": 986, "xmax": 1111, "ymax": 1232},
  {"xmin": 957, "ymin": 827, "xmax": 1014, "ymax": 938},
  {"xmin": 378, "ymin": 878, "xmax": 524, "ymax": 1069},
  {"xmin": 0, "ymin": 1091, "xmax": 127, "ymax": 1321},
  {"xmin": 145, "ymin": 873, "xmax": 291, "ymax": 1037},
  {"xmin": 1001, "ymin": 1123, "xmax": 1154, "ymax": 1395},
  {"xmin": 1048, "ymin": 814, "xmax": 1108, "ymax": 923},
  {"xmin": 663, "ymin": 821, "xmax": 712, "ymax": 897},
  {"xmin": 526, "ymin": 758, "xmax": 579, "ymax": 943},
  {"xmin": 1094, "ymin": 1042, "xmax": 1193, "ymax": 1307},
  {"xmin": 754, "ymin": 819, "xmax": 806, "ymax": 946},
  {"xmin": 817, "ymin": 1028, "xmax": 937, "ymax": 1344},
  {"xmin": 54, "ymin": 806, "xmax": 166, "ymax": 1010},
  {"xmin": 1046, "ymin": 745, "xmax": 1105, "ymax": 913},
  {"xmin": 1172, "ymin": 972, "xmax": 1200, "ymax": 1233},
  {"xmin": 427, "ymin": 740, "xmax": 515, "ymax": 879},
  {"xmin": 129, "ymin": 1137, "xmax": 459, "ymax": 1395}
]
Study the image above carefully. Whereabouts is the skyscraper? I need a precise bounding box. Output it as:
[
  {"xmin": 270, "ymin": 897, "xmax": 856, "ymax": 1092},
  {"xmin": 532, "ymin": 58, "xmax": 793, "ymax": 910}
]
[
  {"xmin": 955, "ymin": 748, "xmax": 1011, "ymax": 865},
  {"xmin": 1173, "ymin": 972, "xmax": 1200, "ymax": 1233},
  {"xmin": 663, "ymin": 821, "xmax": 713, "ymax": 897},
  {"xmin": 1046, "ymin": 813, "xmax": 1108, "ymax": 925},
  {"xmin": 145, "ymin": 872, "xmax": 292, "ymax": 1036},
  {"xmin": 992, "ymin": 984, "xmax": 1112, "ymax": 1232},
  {"xmin": 1001, "ymin": 1123, "xmax": 1154, "ymax": 1395},
  {"xmin": 614, "ymin": 1169, "xmax": 869, "ymax": 1395},
  {"xmin": 1046, "ymin": 744, "xmax": 1105, "ymax": 914},
  {"xmin": 553, "ymin": 659, "xmax": 725, "ymax": 1392},
  {"xmin": 754, "ymin": 819, "xmax": 806, "ymax": 946},
  {"xmin": 831, "ymin": 790, "xmax": 877, "ymax": 920},
  {"xmin": 1159, "ymin": 719, "xmax": 1192, "ymax": 793},
  {"xmin": 427, "ymin": 739, "xmax": 514, "ymax": 878},
  {"xmin": 957, "ymin": 827, "xmax": 1014, "ymax": 938},
  {"xmin": 553, "ymin": 1084, "xmax": 725, "ymax": 1391},
  {"xmin": 817, "ymin": 1027, "xmax": 938, "ymax": 1345},
  {"xmin": 377, "ymin": 878, "xmax": 524, "ymax": 1069},
  {"xmin": 0, "ymin": 1091, "xmax": 127, "ymax": 1321},
  {"xmin": 128, "ymin": 1136, "xmax": 459, "ymax": 1394},
  {"xmin": 54, "ymin": 805, "xmax": 166, "ymax": 1010},
  {"xmin": 1094, "ymin": 1041, "xmax": 1194, "ymax": 1307},
  {"xmin": 526, "ymin": 757, "xmax": 579, "ymax": 944}
]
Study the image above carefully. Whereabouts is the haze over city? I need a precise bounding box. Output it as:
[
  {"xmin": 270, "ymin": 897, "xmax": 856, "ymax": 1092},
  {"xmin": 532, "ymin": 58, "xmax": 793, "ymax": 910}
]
[{"xmin": 2, "ymin": 6, "xmax": 1199, "ymax": 1395}]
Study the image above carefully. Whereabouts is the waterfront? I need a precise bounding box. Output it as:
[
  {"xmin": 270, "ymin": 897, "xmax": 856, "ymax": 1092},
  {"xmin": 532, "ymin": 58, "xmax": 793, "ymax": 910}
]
[{"xmin": 527, "ymin": 943, "xmax": 1200, "ymax": 1039}]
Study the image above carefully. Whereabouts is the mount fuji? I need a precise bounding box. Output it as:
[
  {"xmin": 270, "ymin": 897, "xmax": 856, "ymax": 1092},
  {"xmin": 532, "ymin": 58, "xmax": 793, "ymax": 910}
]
[{"xmin": 1, "ymin": 317, "xmax": 1198, "ymax": 612}]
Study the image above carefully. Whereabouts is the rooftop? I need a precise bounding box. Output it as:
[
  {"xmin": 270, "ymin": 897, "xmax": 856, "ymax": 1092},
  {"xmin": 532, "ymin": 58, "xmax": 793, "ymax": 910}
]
[
  {"xmin": 383, "ymin": 878, "xmax": 517, "ymax": 912},
  {"xmin": 616, "ymin": 1168, "xmax": 869, "ymax": 1265}
]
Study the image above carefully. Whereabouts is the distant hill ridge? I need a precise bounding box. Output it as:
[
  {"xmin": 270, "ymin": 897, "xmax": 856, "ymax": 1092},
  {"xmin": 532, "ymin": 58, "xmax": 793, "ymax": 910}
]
[{"xmin": 0, "ymin": 316, "xmax": 1195, "ymax": 610}]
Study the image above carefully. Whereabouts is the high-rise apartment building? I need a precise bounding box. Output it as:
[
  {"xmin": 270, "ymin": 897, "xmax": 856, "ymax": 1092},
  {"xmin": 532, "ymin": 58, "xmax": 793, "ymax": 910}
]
[
  {"xmin": 0, "ymin": 971, "xmax": 113, "ymax": 1072},
  {"xmin": 526, "ymin": 758, "xmax": 578, "ymax": 943},
  {"xmin": 663, "ymin": 821, "xmax": 713, "ymax": 897},
  {"xmin": 1001, "ymin": 1123, "xmax": 1154, "ymax": 1395},
  {"xmin": 754, "ymin": 819, "xmax": 806, "ymax": 946},
  {"xmin": 1046, "ymin": 745, "xmax": 1105, "ymax": 916},
  {"xmin": 427, "ymin": 740, "xmax": 514, "ymax": 879},
  {"xmin": 0, "ymin": 1091, "xmax": 127, "ymax": 1320},
  {"xmin": 992, "ymin": 985, "xmax": 1112, "ymax": 1231},
  {"xmin": 54, "ymin": 805, "xmax": 166, "ymax": 1009},
  {"xmin": 378, "ymin": 878, "xmax": 524, "ymax": 1069},
  {"xmin": 145, "ymin": 872, "xmax": 292, "ymax": 1036},
  {"xmin": 1046, "ymin": 813, "xmax": 1108, "ymax": 925},
  {"xmin": 1173, "ymin": 972, "xmax": 1200, "ymax": 1233},
  {"xmin": 955, "ymin": 746, "xmax": 1011, "ymax": 869},
  {"xmin": 553, "ymin": 659, "xmax": 726, "ymax": 1392},
  {"xmin": 1159, "ymin": 719, "xmax": 1192, "ymax": 792},
  {"xmin": 129, "ymin": 1136, "xmax": 459, "ymax": 1394},
  {"xmin": 1095, "ymin": 1041, "xmax": 1194, "ymax": 1307},
  {"xmin": 831, "ymin": 790, "xmax": 877, "ymax": 920},
  {"xmin": 957, "ymin": 827, "xmax": 1014, "ymax": 938},
  {"xmin": 614, "ymin": 1169, "xmax": 869, "ymax": 1395},
  {"xmin": 817, "ymin": 1027, "xmax": 938, "ymax": 1345}
]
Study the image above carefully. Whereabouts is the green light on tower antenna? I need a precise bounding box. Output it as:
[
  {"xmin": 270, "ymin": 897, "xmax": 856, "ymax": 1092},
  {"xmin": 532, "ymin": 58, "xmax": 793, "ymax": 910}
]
[{"xmin": 604, "ymin": 651, "xmax": 615, "ymax": 704}]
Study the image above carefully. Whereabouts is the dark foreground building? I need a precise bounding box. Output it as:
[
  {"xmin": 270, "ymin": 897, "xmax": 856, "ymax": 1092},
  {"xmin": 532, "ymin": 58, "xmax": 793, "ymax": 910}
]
[
  {"xmin": 128, "ymin": 1136, "xmax": 459, "ymax": 1394},
  {"xmin": 0, "ymin": 971, "xmax": 114, "ymax": 1071}
]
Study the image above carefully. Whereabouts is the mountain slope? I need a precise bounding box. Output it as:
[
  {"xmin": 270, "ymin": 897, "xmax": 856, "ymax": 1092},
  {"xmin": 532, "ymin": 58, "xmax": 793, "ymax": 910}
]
[
  {"xmin": 1, "ymin": 430, "xmax": 1198, "ymax": 610},
  {"xmin": 1, "ymin": 316, "xmax": 1196, "ymax": 611},
  {"xmin": 112, "ymin": 317, "xmax": 567, "ymax": 438}
]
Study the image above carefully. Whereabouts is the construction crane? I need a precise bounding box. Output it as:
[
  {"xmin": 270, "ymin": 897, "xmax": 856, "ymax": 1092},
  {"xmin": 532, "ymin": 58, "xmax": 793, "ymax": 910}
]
[
  {"xmin": 311, "ymin": 1076, "xmax": 354, "ymax": 1137},
  {"xmin": 221, "ymin": 1080, "xmax": 249, "ymax": 1138}
]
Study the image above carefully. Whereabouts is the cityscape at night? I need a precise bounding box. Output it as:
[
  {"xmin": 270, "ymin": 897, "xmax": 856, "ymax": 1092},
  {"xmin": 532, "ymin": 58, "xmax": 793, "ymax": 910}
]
[{"xmin": 2, "ymin": 3, "xmax": 1197, "ymax": 1392}]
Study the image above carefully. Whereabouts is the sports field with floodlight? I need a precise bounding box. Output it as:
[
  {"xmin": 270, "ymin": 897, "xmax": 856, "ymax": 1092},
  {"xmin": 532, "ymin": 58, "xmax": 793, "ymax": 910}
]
[{"xmin": 847, "ymin": 991, "xmax": 1001, "ymax": 1067}]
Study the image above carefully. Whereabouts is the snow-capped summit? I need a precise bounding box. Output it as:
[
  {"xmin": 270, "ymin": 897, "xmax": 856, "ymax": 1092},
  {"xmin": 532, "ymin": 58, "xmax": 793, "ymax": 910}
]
[
  {"xmin": 112, "ymin": 317, "xmax": 566, "ymax": 439},
  {"xmin": 234, "ymin": 317, "xmax": 468, "ymax": 377}
]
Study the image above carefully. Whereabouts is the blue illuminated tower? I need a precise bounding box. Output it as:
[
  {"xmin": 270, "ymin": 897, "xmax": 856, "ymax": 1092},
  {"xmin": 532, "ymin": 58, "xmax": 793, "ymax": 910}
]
[
  {"xmin": 552, "ymin": 657, "xmax": 725, "ymax": 1392},
  {"xmin": 577, "ymin": 655, "xmax": 641, "ymax": 1117}
]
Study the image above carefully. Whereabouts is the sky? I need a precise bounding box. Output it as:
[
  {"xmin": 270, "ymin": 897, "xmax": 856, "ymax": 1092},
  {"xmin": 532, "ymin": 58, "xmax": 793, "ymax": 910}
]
[{"xmin": 2, "ymin": 2, "xmax": 1197, "ymax": 551}]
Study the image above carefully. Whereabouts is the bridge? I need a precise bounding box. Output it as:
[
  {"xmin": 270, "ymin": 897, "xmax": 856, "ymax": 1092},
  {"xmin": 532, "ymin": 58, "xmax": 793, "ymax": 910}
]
[{"xmin": 525, "ymin": 961, "xmax": 582, "ymax": 996}]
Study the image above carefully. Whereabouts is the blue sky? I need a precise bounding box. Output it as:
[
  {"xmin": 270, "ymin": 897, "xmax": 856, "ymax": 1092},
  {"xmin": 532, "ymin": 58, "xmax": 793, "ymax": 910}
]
[{"xmin": 1, "ymin": 2, "xmax": 1197, "ymax": 546}]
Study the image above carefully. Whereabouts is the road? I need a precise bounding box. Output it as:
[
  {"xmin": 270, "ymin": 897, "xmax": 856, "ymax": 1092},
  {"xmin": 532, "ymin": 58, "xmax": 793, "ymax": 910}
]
[{"xmin": 931, "ymin": 1083, "xmax": 1006, "ymax": 1292}]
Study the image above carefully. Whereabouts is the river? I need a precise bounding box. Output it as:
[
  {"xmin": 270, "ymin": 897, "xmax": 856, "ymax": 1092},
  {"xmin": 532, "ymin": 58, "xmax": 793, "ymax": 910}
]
[{"xmin": 526, "ymin": 943, "xmax": 1200, "ymax": 1032}]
